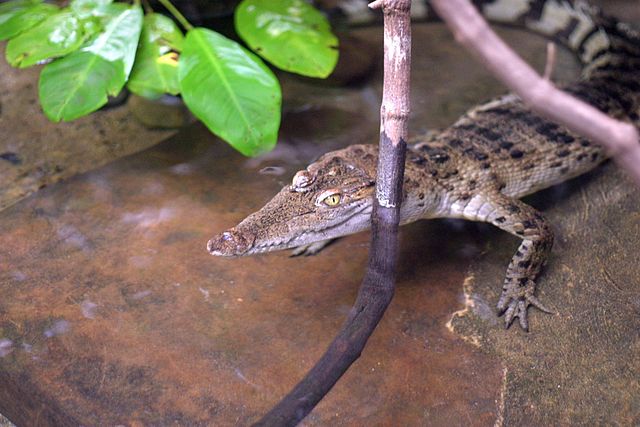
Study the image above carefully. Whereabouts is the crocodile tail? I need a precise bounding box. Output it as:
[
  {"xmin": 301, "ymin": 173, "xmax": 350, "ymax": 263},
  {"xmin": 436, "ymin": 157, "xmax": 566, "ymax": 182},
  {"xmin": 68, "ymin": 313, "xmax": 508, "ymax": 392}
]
[
  {"xmin": 498, "ymin": 0, "xmax": 640, "ymax": 121},
  {"xmin": 326, "ymin": 0, "xmax": 640, "ymax": 119},
  {"xmin": 327, "ymin": 1, "xmax": 639, "ymax": 72},
  {"xmin": 476, "ymin": 1, "xmax": 640, "ymax": 76}
]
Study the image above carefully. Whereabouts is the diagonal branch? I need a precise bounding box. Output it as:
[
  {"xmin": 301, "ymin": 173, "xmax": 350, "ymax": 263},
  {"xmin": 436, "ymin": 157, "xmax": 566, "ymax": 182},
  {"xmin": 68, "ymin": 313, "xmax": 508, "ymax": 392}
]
[
  {"xmin": 430, "ymin": 0, "xmax": 640, "ymax": 187},
  {"xmin": 254, "ymin": 0, "xmax": 412, "ymax": 425}
]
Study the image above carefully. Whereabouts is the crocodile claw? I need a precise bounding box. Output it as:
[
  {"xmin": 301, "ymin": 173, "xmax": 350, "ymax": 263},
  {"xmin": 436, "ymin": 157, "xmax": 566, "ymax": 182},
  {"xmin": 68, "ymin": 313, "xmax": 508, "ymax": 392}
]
[{"xmin": 497, "ymin": 278, "xmax": 554, "ymax": 331}]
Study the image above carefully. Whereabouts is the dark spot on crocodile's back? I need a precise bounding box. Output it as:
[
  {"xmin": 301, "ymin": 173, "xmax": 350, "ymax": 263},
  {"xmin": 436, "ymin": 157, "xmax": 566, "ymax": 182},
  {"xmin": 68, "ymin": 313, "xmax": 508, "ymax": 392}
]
[
  {"xmin": 557, "ymin": 133, "xmax": 575, "ymax": 144},
  {"xmin": 409, "ymin": 154, "xmax": 426, "ymax": 165},
  {"xmin": 449, "ymin": 138, "xmax": 464, "ymax": 148},
  {"xmin": 486, "ymin": 106, "xmax": 511, "ymax": 116},
  {"xmin": 477, "ymin": 127, "xmax": 501, "ymax": 141},
  {"xmin": 510, "ymin": 149, "xmax": 524, "ymax": 159},
  {"xmin": 433, "ymin": 153, "xmax": 450, "ymax": 163},
  {"xmin": 535, "ymin": 122, "xmax": 559, "ymax": 137},
  {"xmin": 421, "ymin": 145, "xmax": 451, "ymax": 164},
  {"xmin": 514, "ymin": 111, "xmax": 543, "ymax": 126},
  {"xmin": 464, "ymin": 147, "xmax": 489, "ymax": 161},
  {"xmin": 507, "ymin": 204, "xmax": 521, "ymax": 214},
  {"xmin": 0, "ymin": 152, "xmax": 21, "ymax": 165},
  {"xmin": 518, "ymin": 260, "xmax": 531, "ymax": 268},
  {"xmin": 557, "ymin": 149, "xmax": 571, "ymax": 157}
]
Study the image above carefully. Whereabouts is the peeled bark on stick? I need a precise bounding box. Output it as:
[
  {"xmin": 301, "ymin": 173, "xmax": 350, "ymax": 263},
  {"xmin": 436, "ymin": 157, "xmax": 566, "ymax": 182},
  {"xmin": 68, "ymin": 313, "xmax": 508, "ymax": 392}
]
[{"xmin": 253, "ymin": 0, "xmax": 412, "ymax": 425}]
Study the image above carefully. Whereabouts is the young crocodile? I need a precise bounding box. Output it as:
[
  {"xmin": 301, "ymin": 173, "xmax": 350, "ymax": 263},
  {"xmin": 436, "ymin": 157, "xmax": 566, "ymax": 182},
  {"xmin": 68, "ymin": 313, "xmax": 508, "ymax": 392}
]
[{"xmin": 207, "ymin": 0, "xmax": 640, "ymax": 330}]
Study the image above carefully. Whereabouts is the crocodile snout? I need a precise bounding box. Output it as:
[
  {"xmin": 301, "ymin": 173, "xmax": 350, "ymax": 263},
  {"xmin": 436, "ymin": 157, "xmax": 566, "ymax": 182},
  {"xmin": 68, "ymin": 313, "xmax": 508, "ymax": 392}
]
[{"xmin": 207, "ymin": 228, "xmax": 254, "ymax": 257}]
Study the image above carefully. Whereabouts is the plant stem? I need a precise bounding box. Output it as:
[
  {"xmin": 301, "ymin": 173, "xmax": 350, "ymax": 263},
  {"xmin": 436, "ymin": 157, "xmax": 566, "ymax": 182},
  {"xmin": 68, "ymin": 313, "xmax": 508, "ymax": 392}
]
[
  {"xmin": 141, "ymin": 0, "xmax": 153, "ymax": 14},
  {"xmin": 157, "ymin": 0, "xmax": 193, "ymax": 31}
]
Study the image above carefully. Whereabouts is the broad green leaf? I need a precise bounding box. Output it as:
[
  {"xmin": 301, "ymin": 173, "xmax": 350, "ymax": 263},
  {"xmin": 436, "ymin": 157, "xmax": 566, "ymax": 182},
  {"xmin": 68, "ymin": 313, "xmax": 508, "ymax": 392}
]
[
  {"xmin": 6, "ymin": 10, "xmax": 95, "ymax": 68},
  {"xmin": 128, "ymin": 13, "xmax": 183, "ymax": 99},
  {"xmin": 0, "ymin": 2, "xmax": 58, "ymax": 40},
  {"xmin": 235, "ymin": 0, "xmax": 338, "ymax": 78},
  {"xmin": 0, "ymin": 0, "xmax": 41, "ymax": 26},
  {"xmin": 70, "ymin": 0, "xmax": 113, "ymax": 19},
  {"xmin": 178, "ymin": 28, "xmax": 281, "ymax": 156},
  {"xmin": 39, "ymin": 3, "xmax": 143, "ymax": 122}
]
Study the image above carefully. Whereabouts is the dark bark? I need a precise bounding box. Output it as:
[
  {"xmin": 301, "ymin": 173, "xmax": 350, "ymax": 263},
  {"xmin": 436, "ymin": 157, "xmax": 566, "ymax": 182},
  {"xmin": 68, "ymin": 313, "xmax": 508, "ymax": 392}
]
[{"xmin": 254, "ymin": 1, "xmax": 412, "ymax": 425}]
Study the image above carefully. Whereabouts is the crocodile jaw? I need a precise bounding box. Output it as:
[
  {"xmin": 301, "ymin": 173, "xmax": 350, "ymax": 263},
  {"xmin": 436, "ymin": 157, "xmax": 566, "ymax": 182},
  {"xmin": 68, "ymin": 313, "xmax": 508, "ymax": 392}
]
[{"xmin": 207, "ymin": 202, "xmax": 372, "ymax": 257}]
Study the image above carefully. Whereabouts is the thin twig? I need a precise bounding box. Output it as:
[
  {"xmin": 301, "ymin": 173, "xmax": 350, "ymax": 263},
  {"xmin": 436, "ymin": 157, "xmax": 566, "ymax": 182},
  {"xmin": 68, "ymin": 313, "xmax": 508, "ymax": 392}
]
[
  {"xmin": 254, "ymin": 0, "xmax": 412, "ymax": 425},
  {"xmin": 156, "ymin": 0, "xmax": 193, "ymax": 31},
  {"xmin": 141, "ymin": 0, "xmax": 153, "ymax": 14},
  {"xmin": 430, "ymin": 0, "xmax": 640, "ymax": 187},
  {"xmin": 543, "ymin": 42, "xmax": 556, "ymax": 81}
]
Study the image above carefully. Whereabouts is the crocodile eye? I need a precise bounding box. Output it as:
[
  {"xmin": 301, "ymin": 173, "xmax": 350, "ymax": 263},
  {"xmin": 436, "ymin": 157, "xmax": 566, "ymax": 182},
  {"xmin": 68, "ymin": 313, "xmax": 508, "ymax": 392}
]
[{"xmin": 323, "ymin": 194, "xmax": 341, "ymax": 206}]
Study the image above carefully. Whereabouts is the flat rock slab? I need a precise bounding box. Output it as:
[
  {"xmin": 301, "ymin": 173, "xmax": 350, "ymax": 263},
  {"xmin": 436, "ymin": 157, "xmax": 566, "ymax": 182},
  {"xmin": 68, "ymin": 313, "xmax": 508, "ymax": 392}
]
[
  {"xmin": 450, "ymin": 164, "xmax": 640, "ymax": 425},
  {"xmin": 0, "ymin": 45, "xmax": 177, "ymax": 212},
  {"xmin": 0, "ymin": 123, "xmax": 502, "ymax": 426},
  {"xmin": 1, "ymin": 13, "xmax": 637, "ymax": 426}
]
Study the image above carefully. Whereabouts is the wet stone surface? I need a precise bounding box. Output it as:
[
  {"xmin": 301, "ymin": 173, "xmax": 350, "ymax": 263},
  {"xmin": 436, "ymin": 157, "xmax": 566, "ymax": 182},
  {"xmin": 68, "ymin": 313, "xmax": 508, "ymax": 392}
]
[
  {"xmin": 0, "ymin": 7, "xmax": 638, "ymax": 427},
  {"xmin": 449, "ymin": 163, "xmax": 640, "ymax": 425},
  {"xmin": 0, "ymin": 124, "xmax": 503, "ymax": 425},
  {"xmin": 0, "ymin": 44, "xmax": 176, "ymax": 212}
]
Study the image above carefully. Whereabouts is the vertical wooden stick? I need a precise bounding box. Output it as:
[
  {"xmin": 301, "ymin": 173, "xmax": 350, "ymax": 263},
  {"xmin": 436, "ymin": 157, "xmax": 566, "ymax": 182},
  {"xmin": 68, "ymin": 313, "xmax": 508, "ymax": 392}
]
[{"xmin": 254, "ymin": 1, "xmax": 411, "ymax": 425}]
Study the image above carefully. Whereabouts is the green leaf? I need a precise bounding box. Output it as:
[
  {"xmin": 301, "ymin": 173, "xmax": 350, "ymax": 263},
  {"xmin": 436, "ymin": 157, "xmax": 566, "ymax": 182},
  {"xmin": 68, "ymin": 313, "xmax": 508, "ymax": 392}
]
[
  {"xmin": 178, "ymin": 28, "xmax": 281, "ymax": 157},
  {"xmin": 0, "ymin": 2, "xmax": 58, "ymax": 41},
  {"xmin": 235, "ymin": 0, "xmax": 338, "ymax": 78},
  {"xmin": 38, "ymin": 3, "xmax": 143, "ymax": 122},
  {"xmin": 5, "ymin": 10, "xmax": 97, "ymax": 68},
  {"xmin": 127, "ymin": 13, "xmax": 183, "ymax": 99},
  {"xmin": 0, "ymin": 0, "xmax": 41, "ymax": 26},
  {"xmin": 70, "ymin": 0, "xmax": 113, "ymax": 19}
]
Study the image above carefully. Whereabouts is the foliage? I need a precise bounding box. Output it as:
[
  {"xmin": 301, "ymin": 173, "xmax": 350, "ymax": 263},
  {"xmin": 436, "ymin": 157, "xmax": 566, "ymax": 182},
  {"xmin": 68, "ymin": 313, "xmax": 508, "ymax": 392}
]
[
  {"xmin": 179, "ymin": 28, "xmax": 280, "ymax": 156},
  {"xmin": 40, "ymin": 3, "xmax": 143, "ymax": 121},
  {"xmin": 127, "ymin": 13, "xmax": 182, "ymax": 99},
  {"xmin": 235, "ymin": 0, "xmax": 338, "ymax": 78},
  {"xmin": 0, "ymin": 0, "xmax": 339, "ymax": 157}
]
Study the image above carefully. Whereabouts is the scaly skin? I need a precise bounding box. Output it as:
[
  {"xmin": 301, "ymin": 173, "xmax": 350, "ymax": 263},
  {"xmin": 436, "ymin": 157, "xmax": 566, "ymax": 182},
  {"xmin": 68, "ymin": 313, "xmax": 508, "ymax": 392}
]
[{"xmin": 207, "ymin": 0, "xmax": 640, "ymax": 330}]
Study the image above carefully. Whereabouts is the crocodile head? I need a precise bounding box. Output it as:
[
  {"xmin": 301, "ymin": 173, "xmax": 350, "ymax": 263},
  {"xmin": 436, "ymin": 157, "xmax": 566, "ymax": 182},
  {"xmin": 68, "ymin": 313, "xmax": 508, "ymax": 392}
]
[{"xmin": 207, "ymin": 145, "xmax": 378, "ymax": 257}]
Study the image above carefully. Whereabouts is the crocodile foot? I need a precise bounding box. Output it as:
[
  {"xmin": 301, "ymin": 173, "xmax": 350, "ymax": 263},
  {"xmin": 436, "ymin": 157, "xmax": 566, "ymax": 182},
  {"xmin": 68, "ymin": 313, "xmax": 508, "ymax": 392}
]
[{"xmin": 496, "ymin": 278, "xmax": 554, "ymax": 331}]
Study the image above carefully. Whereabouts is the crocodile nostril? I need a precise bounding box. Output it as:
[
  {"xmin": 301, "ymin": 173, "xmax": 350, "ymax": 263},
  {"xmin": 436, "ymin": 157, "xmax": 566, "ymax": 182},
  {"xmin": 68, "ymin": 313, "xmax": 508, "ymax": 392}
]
[{"xmin": 207, "ymin": 229, "xmax": 253, "ymax": 256}]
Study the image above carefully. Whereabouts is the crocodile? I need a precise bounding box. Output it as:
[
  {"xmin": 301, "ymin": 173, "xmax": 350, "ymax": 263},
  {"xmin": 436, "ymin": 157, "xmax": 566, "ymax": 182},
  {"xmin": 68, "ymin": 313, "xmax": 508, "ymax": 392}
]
[{"xmin": 207, "ymin": 0, "xmax": 640, "ymax": 330}]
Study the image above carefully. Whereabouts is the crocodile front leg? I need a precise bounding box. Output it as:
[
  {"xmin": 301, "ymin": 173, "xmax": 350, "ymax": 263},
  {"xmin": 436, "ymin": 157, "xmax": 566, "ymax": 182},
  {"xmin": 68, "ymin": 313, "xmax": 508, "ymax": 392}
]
[
  {"xmin": 290, "ymin": 239, "xmax": 336, "ymax": 256},
  {"xmin": 453, "ymin": 192, "xmax": 555, "ymax": 330}
]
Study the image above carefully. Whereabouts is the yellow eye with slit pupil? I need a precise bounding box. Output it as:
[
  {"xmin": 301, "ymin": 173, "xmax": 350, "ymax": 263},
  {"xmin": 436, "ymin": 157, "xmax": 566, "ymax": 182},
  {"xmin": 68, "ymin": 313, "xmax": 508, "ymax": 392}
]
[{"xmin": 324, "ymin": 194, "xmax": 341, "ymax": 206}]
